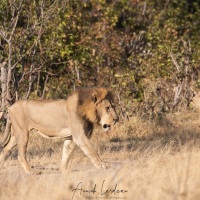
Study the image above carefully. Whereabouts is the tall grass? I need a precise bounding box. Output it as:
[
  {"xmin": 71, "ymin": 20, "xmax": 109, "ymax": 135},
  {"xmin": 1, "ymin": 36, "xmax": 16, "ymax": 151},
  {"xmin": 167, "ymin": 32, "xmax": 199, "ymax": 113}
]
[{"xmin": 1, "ymin": 110, "xmax": 200, "ymax": 200}]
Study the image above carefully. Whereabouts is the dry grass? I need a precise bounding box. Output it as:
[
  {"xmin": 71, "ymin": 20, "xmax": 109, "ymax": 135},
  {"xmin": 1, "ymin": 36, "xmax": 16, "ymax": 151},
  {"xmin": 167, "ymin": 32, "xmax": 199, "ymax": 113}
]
[{"xmin": 1, "ymin": 109, "xmax": 200, "ymax": 200}]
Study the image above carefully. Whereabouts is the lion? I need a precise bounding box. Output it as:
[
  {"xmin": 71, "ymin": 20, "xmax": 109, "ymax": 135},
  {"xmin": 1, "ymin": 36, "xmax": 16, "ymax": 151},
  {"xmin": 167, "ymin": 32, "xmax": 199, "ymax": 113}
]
[{"xmin": 0, "ymin": 87, "xmax": 118, "ymax": 174}]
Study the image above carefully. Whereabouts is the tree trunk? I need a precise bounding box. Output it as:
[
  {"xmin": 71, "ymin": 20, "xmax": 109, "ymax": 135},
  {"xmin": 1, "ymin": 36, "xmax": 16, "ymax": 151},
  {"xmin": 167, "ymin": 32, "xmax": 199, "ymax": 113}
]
[
  {"xmin": 0, "ymin": 61, "xmax": 8, "ymax": 111},
  {"xmin": 6, "ymin": 41, "xmax": 12, "ymax": 104}
]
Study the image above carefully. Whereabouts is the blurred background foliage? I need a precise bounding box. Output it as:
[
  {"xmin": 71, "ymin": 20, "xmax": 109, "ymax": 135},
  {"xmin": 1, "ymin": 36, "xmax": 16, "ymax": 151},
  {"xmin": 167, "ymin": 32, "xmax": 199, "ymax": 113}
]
[{"xmin": 0, "ymin": 0, "xmax": 200, "ymax": 120}]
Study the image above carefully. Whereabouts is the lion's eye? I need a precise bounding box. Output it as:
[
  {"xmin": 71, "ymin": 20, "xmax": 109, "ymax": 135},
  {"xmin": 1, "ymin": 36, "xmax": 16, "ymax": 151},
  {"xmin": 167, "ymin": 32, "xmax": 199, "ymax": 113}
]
[{"xmin": 106, "ymin": 106, "xmax": 110, "ymax": 111}]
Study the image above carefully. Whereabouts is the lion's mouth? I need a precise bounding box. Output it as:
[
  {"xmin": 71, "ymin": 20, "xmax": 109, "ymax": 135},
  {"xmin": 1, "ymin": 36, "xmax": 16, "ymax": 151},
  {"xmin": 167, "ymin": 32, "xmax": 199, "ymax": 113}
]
[{"xmin": 103, "ymin": 124, "xmax": 111, "ymax": 132}]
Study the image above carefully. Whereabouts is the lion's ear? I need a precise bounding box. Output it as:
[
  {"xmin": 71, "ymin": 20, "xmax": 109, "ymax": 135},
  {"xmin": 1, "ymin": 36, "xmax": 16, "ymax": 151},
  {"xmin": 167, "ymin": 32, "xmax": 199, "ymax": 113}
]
[
  {"xmin": 91, "ymin": 88, "xmax": 107, "ymax": 104},
  {"xmin": 91, "ymin": 93, "xmax": 99, "ymax": 103},
  {"xmin": 92, "ymin": 91, "xmax": 104, "ymax": 104}
]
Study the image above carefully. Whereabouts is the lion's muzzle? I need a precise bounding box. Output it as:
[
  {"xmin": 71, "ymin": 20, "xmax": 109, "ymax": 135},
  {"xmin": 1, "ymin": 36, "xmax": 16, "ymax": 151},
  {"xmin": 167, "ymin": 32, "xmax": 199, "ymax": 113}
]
[{"xmin": 102, "ymin": 116, "xmax": 119, "ymax": 132}]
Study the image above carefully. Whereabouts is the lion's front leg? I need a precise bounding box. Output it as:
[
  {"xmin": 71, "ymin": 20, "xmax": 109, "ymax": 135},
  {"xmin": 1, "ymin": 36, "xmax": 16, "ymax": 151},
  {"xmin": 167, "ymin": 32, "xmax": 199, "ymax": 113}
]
[
  {"xmin": 60, "ymin": 140, "xmax": 75, "ymax": 173},
  {"xmin": 73, "ymin": 132, "xmax": 107, "ymax": 169}
]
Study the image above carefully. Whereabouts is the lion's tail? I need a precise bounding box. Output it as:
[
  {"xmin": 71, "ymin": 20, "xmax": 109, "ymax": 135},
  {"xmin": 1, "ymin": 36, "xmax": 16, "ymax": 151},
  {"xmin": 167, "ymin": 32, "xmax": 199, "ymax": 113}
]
[{"xmin": 0, "ymin": 116, "xmax": 11, "ymax": 149}]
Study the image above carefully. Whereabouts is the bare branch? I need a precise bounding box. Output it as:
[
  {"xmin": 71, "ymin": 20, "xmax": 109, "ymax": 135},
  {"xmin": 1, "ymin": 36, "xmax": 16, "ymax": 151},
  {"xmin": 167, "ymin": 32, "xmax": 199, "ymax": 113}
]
[
  {"xmin": 142, "ymin": 2, "xmax": 147, "ymax": 15},
  {"xmin": 17, "ymin": 63, "xmax": 45, "ymax": 88},
  {"xmin": 0, "ymin": 29, "xmax": 8, "ymax": 42},
  {"xmin": 170, "ymin": 51, "xmax": 180, "ymax": 72},
  {"xmin": 9, "ymin": 0, "xmax": 24, "ymax": 41},
  {"xmin": 25, "ymin": 73, "xmax": 36, "ymax": 99},
  {"xmin": 173, "ymin": 81, "xmax": 184, "ymax": 107},
  {"xmin": 0, "ymin": 112, "xmax": 3, "ymax": 119},
  {"xmin": 42, "ymin": 74, "xmax": 49, "ymax": 99}
]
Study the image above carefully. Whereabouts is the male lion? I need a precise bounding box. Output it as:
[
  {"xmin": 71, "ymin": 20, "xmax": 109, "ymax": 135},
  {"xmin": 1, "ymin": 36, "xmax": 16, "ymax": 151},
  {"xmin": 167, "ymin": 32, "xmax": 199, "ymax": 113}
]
[{"xmin": 0, "ymin": 87, "xmax": 118, "ymax": 174}]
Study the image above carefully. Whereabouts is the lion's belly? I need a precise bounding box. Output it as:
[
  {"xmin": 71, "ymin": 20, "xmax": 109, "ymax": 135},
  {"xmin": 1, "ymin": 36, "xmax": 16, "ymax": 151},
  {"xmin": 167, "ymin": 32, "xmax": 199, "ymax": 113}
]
[{"xmin": 33, "ymin": 127, "xmax": 72, "ymax": 139}]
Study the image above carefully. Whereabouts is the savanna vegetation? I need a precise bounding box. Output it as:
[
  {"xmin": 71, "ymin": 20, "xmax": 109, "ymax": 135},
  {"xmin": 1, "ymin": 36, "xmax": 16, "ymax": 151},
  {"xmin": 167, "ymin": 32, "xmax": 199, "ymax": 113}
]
[
  {"xmin": 1, "ymin": 1, "xmax": 200, "ymax": 200},
  {"xmin": 1, "ymin": 0, "xmax": 200, "ymax": 118}
]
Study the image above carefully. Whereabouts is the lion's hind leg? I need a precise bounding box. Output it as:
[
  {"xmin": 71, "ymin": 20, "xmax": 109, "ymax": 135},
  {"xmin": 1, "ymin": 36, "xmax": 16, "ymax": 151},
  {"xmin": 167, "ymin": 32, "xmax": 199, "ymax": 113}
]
[
  {"xmin": 0, "ymin": 135, "xmax": 17, "ymax": 169},
  {"xmin": 60, "ymin": 140, "xmax": 75, "ymax": 173},
  {"xmin": 11, "ymin": 125, "xmax": 33, "ymax": 174}
]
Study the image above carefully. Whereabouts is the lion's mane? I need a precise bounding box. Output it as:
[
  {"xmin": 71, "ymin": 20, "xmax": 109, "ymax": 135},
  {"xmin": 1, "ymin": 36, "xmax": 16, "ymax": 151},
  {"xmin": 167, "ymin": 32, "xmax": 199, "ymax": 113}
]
[{"xmin": 75, "ymin": 87, "xmax": 115, "ymax": 123}]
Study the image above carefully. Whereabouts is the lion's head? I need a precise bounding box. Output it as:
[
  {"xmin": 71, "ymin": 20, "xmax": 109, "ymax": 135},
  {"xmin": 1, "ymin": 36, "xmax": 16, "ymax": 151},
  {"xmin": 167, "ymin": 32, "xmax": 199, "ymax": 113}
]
[{"xmin": 76, "ymin": 87, "xmax": 119, "ymax": 132}]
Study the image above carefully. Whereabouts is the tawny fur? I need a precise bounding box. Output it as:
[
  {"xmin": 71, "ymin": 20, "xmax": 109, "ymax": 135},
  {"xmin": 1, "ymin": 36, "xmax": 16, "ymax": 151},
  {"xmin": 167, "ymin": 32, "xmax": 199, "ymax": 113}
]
[{"xmin": 0, "ymin": 87, "xmax": 118, "ymax": 174}]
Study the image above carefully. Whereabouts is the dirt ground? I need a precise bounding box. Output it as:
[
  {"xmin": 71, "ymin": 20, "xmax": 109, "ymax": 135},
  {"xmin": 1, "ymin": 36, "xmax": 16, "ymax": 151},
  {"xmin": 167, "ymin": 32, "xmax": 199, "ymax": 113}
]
[{"xmin": 1, "ymin": 110, "xmax": 200, "ymax": 200}]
